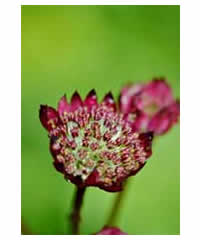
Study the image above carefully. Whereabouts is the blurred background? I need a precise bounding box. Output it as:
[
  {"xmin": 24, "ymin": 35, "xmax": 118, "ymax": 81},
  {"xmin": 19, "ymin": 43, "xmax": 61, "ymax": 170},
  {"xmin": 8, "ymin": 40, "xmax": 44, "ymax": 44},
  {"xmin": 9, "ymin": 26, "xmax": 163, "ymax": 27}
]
[{"xmin": 21, "ymin": 5, "xmax": 180, "ymax": 235}]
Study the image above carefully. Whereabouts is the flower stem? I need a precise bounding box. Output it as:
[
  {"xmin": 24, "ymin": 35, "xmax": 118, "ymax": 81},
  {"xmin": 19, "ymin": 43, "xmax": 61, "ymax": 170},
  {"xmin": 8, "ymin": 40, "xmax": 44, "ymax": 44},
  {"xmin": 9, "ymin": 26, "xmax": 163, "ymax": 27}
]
[
  {"xmin": 107, "ymin": 180, "xmax": 130, "ymax": 226},
  {"xmin": 21, "ymin": 219, "xmax": 32, "ymax": 235},
  {"xmin": 70, "ymin": 187, "xmax": 86, "ymax": 235}
]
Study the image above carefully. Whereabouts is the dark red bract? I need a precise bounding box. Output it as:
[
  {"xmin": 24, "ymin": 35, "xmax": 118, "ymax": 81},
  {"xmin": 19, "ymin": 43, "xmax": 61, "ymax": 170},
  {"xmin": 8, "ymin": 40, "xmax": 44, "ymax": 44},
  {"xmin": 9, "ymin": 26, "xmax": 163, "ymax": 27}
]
[
  {"xmin": 120, "ymin": 78, "xmax": 180, "ymax": 135},
  {"xmin": 95, "ymin": 226, "xmax": 127, "ymax": 235},
  {"xmin": 39, "ymin": 90, "xmax": 153, "ymax": 192}
]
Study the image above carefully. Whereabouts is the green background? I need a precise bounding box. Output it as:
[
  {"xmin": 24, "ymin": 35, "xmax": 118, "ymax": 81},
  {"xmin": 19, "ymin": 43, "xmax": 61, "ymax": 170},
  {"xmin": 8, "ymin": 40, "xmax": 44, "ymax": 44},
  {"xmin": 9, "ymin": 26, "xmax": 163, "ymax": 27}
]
[{"xmin": 21, "ymin": 5, "xmax": 180, "ymax": 235}]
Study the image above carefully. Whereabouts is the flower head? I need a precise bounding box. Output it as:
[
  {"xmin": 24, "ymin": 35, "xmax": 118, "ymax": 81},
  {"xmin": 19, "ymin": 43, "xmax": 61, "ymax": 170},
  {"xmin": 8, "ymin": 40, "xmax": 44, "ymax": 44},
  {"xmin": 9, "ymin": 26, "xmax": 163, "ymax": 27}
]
[
  {"xmin": 120, "ymin": 78, "xmax": 180, "ymax": 135},
  {"xmin": 39, "ymin": 90, "xmax": 153, "ymax": 192},
  {"xmin": 95, "ymin": 226, "xmax": 127, "ymax": 235}
]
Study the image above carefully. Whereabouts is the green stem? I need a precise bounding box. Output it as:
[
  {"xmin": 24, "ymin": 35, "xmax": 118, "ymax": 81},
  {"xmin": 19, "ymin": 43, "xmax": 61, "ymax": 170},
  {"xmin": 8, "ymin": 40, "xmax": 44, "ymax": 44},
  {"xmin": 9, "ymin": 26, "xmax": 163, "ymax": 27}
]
[
  {"xmin": 107, "ymin": 180, "xmax": 130, "ymax": 226},
  {"xmin": 21, "ymin": 219, "xmax": 32, "ymax": 235},
  {"xmin": 70, "ymin": 187, "xmax": 86, "ymax": 235}
]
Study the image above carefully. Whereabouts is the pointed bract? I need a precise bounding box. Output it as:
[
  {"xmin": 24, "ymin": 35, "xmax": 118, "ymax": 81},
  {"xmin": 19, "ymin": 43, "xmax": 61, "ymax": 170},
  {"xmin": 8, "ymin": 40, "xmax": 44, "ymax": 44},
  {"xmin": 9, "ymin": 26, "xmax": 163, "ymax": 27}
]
[
  {"xmin": 84, "ymin": 89, "xmax": 97, "ymax": 110},
  {"xmin": 70, "ymin": 91, "xmax": 83, "ymax": 111},
  {"xmin": 102, "ymin": 92, "xmax": 116, "ymax": 111},
  {"xmin": 57, "ymin": 94, "xmax": 69, "ymax": 116},
  {"xmin": 85, "ymin": 169, "xmax": 100, "ymax": 186},
  {"xmin": 39, "ymin": 105, "xmax": 58, "ymax": 131},
  {"xmin": 99, "ymin": 182, "xmax": 123, "ymax": 192}
]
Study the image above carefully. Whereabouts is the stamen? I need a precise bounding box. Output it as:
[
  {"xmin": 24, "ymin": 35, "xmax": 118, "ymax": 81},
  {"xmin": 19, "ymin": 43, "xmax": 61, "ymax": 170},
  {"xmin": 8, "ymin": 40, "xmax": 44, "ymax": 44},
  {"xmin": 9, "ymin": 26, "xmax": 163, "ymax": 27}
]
[{"xmin": 48, "ymin": 103, "xmax": 152, "ymax": 187}]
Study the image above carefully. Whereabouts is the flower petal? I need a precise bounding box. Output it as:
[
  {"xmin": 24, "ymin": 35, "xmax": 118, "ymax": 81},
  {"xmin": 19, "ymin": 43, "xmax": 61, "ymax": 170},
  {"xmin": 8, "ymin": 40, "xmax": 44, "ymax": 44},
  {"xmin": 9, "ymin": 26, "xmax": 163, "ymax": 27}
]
[
  {"xmin": 131, "ymin": 111, "xmax": 149, "ymax": 132},
  {"xmin": 57, "ymin": 94, "xmax": 69, "ymax": 116},
  {"xmin": 70, "ymin": 91, "xmax": 83, "ymax": 111},
  {"xmin": 102, "ymin": 92, "xmax": 116, "ymax": 111},
  {"xmin": 123, "ymin": 108, "xmax": 148, "ymax": 132},
  {"xmin": 64, "ymin": 174, "xmax": 84, "ymax": 187},
  {"xmin": 39, "ymin": 105, "xmax": 58, "ymax": 131},
  {"xmin": 99, "ymin": 182, "xmax": 123, "ymax": 192},
  {"xmin": 96, "ymin": 227, "xmax": 127, "ymax": 235},
  {"xmin": 148, "ymin": 100, "xmax": 180, "ymax": 135},
  {"xmin": 134, "ymin": 132, "xmax": 154, "ymax": 163},
  {"xmin": 130, "ymin": 162, "xmax": 146, "ymax": 176},
  {"xmin": 85, "ymin": 169, "xmax": 100, "ymax": 186},
  {"xmin": 53, "ymin": 161, "xmax": 65, "ymax": 173},
  {"xmin": 119, "ymin": 83, "xmax": 144, "ymax": 113},
  {"xmin": 84, "ymin": 89, "xmax": 98, "ymax": 110},
  {"xmin": 136, "ymin": 78, "xmax": 174, "ymax": 110}
]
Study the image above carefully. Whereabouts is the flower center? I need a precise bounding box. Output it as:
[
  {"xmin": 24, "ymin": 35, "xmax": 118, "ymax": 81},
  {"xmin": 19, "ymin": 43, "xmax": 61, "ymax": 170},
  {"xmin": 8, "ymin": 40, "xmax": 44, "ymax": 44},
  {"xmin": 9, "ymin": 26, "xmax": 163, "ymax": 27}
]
[
  {"xmin": 140, "ymin": 95, "xmax": 160, "ymax": 117},
  {"xmin": 51, "ymin": 106, "xmax": 144, "ymax": 187}
]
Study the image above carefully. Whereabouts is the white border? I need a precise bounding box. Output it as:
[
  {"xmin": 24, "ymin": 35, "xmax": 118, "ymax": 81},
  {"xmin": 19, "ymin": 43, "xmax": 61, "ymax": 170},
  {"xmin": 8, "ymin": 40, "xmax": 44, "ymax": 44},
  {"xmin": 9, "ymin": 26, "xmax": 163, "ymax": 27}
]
[
  {"xmin": 20, "ymin": 0, "xmax": 181, "ymax": 5},
  {"xmin": 0, "ymin": 1, "xmax": 21, "ymax": 240},
  {"xmin": 2, "ymin": 0, "xmax": 200, "ymax": 240},
  {"xmin": 181, "ymin": 1, "xmax": 200, "ymax": 240},
  {"xmin": 20, "ymin": 235, "xmax": 180, "ymax": 239}
]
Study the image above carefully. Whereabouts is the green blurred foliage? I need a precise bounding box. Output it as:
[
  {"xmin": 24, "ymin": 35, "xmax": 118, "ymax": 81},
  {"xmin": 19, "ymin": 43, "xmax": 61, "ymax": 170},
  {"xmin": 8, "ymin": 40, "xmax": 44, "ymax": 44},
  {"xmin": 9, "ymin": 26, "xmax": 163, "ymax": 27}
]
[{"xmin": 21, "ymin": 5, "xmax": 180, "ymax": 235}]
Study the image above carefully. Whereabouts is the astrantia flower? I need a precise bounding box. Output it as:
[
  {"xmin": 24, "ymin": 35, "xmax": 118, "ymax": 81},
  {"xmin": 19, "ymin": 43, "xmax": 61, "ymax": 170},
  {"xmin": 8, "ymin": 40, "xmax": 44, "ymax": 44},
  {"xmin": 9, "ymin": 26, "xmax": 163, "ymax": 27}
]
[
  {"xmin": 120, "ymin": 78, "xmax": 180, "ymax": 135},
  {"xmin": 39, "ymin": 90, "xmax": 153, "ymax": 192},
  {"xmin": 95, "ymin": 226, "xmax": 127, "ymax": 235}
]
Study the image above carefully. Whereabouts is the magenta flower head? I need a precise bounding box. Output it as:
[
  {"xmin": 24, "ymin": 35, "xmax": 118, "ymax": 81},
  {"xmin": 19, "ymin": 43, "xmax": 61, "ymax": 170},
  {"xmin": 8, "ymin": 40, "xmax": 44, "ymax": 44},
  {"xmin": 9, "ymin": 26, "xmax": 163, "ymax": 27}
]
[
  {"xmin": 95, "ymin": 226, "xmax": 127, "ymax": 235},
  {"xmin": 39, "ymin": 90, "xmax": 153, "ymax": 192},
  {"xmin": 120, "ymin": 78, "xmax": 180, "ymax": 135}
]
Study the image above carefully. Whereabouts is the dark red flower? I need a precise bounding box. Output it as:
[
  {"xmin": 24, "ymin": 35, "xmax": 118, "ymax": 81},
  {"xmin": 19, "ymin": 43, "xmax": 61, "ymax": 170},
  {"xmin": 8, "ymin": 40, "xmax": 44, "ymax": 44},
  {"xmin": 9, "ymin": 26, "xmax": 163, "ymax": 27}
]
[
  {"xmin": 39, "ymin": 90, "xmax": 153, "ymax": 192},
  {"xmin": 120, "ymin": 78, "xmax": 180, "ymax": 135},
  {"xmin": 95, "ymin": 226, "xmax": 127, "ymax": 235}
]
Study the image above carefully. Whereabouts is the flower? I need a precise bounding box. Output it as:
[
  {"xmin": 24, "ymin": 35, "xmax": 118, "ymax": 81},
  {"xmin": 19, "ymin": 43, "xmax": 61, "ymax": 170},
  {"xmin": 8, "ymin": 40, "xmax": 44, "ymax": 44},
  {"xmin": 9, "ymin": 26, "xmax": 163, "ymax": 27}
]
[
  {"xmin": 39, "ymin": 90, "xmax": 153, "ymax": 192},
  {"xmin": 95, "ymin": 226, "xmax": 127, "ymax": 235},
  {"xmin": 119, "ymin": 78, "xmax": 180, "ymax": 135}
]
